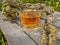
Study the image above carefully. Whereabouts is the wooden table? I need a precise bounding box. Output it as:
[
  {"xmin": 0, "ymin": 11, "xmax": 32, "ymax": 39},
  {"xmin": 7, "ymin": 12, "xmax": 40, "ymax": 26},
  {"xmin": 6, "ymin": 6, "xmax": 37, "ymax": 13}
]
[{"xmin": 0, "ymin": 12, "xmax": 60, "ymax": 45}]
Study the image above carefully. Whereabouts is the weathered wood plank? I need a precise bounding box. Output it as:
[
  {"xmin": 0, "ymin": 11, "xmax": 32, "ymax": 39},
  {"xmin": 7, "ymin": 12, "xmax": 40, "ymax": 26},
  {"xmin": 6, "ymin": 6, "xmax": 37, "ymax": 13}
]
[
  {"xmin": 53, "ymin": 12, "xmax": 60, "ymax": 28},
  {"xmin": 0, "ymin": 12, "xmax": 36, "ymax": 45},
  {"xmin": 53, "ymin": 12, "xmax": 60, "ymax": 40},
  {"xmin": 17, "ymin": 12, "xmax": 60, "ymax": 45},
  {"xmin": 27, "ymin": 31, "xmax": 42, "ymax": 45},
  {"xmin": 0, "ymin": 11, "xmax": 60, "ymax": 45}
]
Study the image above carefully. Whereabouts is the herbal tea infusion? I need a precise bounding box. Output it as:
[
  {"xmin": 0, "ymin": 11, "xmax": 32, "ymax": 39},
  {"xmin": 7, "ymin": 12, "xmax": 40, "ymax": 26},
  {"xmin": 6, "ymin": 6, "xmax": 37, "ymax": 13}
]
[{"xmin": 20, "ymin": 9, "xmax": 41, "ymax": 28}]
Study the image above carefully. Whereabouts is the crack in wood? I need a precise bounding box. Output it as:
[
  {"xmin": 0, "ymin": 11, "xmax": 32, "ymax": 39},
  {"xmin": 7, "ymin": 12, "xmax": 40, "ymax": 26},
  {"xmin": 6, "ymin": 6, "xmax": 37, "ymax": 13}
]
[
  {"xmin": 11, "ymin": 21, "xmax": 39, "ymax": 45},
  {"xmin": 23, "ymin": 31, "xmax": 38, "ymax": 45}
]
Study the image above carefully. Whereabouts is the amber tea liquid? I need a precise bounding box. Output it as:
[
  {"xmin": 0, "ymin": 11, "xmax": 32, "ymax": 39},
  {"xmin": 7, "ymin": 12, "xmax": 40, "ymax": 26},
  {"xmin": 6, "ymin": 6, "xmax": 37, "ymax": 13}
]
[{"xmin": 20, "ymin": 10, "xmax": 40, "ymax": 28}]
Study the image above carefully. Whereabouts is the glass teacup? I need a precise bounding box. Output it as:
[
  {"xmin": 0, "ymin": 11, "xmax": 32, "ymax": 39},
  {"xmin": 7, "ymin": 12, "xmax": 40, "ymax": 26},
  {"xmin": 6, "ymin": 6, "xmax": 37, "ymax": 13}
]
[{"xmin": 20, "ymin": 9, "xmax": 41, "ymax": 32}]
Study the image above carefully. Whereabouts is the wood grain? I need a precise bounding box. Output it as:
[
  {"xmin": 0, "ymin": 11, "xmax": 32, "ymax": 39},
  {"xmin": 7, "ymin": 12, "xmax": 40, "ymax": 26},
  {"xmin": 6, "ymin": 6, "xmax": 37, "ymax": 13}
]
[
  {"xmin": 0, "ymin": 12, "xmax": 60, "ymax": 45},
  {"xmin": 0, "ymin": 12, "xmax": 36, "ymax": 45}
]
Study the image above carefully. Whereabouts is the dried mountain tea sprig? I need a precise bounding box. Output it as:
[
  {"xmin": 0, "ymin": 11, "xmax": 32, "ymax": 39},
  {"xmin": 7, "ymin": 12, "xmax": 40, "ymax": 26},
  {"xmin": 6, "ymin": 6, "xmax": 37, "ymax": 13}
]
[{"xmin": 2, "ymin": 0, "xmax": 23, "ymax": 21}]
